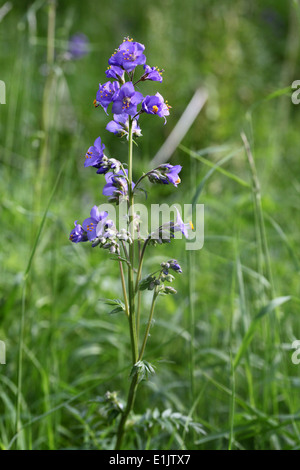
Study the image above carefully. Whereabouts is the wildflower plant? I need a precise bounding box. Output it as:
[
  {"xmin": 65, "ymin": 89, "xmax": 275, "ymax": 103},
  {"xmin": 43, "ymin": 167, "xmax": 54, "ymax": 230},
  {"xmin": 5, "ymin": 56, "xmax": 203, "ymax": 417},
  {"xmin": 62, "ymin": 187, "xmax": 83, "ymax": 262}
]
[{"xmin": 69, "ymin": 37, "xmax": 192, "ymax": 449}]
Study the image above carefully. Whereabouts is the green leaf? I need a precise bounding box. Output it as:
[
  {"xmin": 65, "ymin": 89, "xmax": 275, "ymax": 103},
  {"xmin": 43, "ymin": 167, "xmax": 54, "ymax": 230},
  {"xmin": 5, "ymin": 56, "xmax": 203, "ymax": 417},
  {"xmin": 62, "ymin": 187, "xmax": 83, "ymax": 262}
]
[
  {"xmin": 130, "ymin": 360, "xmax": 156, "ymax": 383},
  {"xmin": 180, "ymin": 144, "xmax": 250, "ymax": 188},
  {"xmin": 138, "ymin": 275, "xmax": 156, "ymax": 291},
  {"xmin": 134, "ymin": 407, "xmax": 205, "ymax": 436},
  {"xmin": 99, "ymin": 298, "xmax": 125, "ymax": 315},
  {"xmin": 191, "ymin": 146, "xmax": 246, "ymax": 207},
  {"xmin": 108, "ymin": 306, "xmax": 125, "ymax": 315}
]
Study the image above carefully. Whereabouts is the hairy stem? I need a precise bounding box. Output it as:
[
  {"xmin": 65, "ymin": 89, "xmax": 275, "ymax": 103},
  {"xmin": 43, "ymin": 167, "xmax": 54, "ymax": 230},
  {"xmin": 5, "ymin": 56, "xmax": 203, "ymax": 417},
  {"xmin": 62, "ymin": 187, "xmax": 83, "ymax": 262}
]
[
  {"xmin": 119, "ymin": 261, "xmax": 129, "ymax": 318},
  {"xmin": 135, "ymin": 238, "xmax": 150, "ymax": 293},
  {"xmin": 138, "ymin": 288, "xmax": 159, "ymax": 361},
  {"xmin": 115, "ymin": 117, "xmax": 139, "ymax": 449},
  {"xmin": 127, "ymin": 117, "xmax": 138, "ymax": 364},
  {"xmin": 115, "ymin": 373, "xmax": 139, "ymax": 449}
]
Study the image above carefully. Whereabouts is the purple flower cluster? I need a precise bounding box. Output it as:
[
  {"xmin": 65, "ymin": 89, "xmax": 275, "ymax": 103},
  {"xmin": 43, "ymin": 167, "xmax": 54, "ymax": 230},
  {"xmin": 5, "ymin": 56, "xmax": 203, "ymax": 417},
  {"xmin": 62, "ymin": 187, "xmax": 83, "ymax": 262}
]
[
  {"xmin": 69, "ymin": 37, "xmax": 192, "ymax": 248},
  {"xmin": 108, "ymin": 40, "xmax": 146, "ymax": 71},
  {"xmin": 69, "ymin": 205, "xmax": 119, "ymax": 251},
  {"xmin": 93, "ymin": 37, "xmax": 170, "ymax": 125}
]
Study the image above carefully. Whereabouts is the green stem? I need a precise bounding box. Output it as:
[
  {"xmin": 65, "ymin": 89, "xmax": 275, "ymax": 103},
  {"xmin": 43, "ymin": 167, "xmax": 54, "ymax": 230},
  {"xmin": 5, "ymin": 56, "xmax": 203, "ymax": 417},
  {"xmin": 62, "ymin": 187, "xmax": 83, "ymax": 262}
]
[
  {"xmin": 115, "ymin": 287, "xmax": 159, "ymax": 449},
  {"xmin": 135, "ymin": 238, "xmax": 150, "ymax": 348},
  {"xmin": 119, "ymin": 261, "xmax": 129, "ymax": 318},
  {"xmin": 115, "ymin": 373, "xmax": 139, "ymax": 450},
  {"xmin": 133, "ymin": 166, "xmax": 162, "ymax": 192},
  {"xmin": 136, "ymin": 234, "xmax": 142, "ymax": 344},
  {"xmin": 115, "ymin": 117, "xmax": 139, "ymax": 449},
  {"xmin": 15, "ymin": 282, "xmax": 26, "ymax": 448},
  {"xmin": 135, "ymin": 238, "xmax": 150, "ymax": 293},
  {"xmin": 46, "ymin": 0, "xmax": 56, "ymax": 67},
  {"xmin": 120, "ymin": 239, "xmax": 129, "ymax": 263},
  {"xmin": 36, "ymin": 0, "xmax": 56, "ymax": 204},
  {"xmin": 138, "ymin": 288, "xmax": 159, "ymax": 361},
  {"xmin": 127, "ymin": 117, "xmax": 138, "ymax": 364},
  {"xmin": 136, "ymin": 290, "xmax": 142, "ymax": 345}
]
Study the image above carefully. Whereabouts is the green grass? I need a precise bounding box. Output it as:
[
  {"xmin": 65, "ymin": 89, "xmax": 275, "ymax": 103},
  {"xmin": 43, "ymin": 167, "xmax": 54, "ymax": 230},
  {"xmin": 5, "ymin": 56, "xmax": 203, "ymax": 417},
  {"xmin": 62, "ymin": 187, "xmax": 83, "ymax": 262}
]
[{"xmin": 1, "ymin": 0, "xmax": 300, "ymax": 450}]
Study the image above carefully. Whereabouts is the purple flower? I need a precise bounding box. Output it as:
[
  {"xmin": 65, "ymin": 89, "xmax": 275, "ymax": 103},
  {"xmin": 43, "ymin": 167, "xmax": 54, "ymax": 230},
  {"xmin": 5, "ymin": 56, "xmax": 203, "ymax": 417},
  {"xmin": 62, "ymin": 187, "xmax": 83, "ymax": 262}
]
[
  {"xmin": 84, "ymin": 136, "xmax": 105, "ymax": 169},
  {"xmin": 82, "ymin": 206, "xmax": 108, "ymax": 241},
  {"xmin": 68, "ymin": 33, "xmax": 90, "ymax": 59},
  {"xmin": 95, "ymin": 217, "xmax": 116, "ymax": 240},
  {"xmin": 141, "ymin": 92, "xmax": 171, "ymax": 123},
  {"xmin": 105, "ymin": 65, "xmax": 125, "ymax": 82},
  {"xmin": 103, "ymin": 170, "xmax": 129, "ymax": 200},
  {"xmin": 168, "ymin": 259, "xmax": 182, "ymax": 274},
  {"xmin": 109, "ymin": 39, "xmax": 146, "ymax": 72},
  {"xmin": 94, "ymin": 81, "xmax": 120, "ymax": 114},
  {"xmin": 141, "ymin": 65, "xmax": 163, "ymax": 82},
  {"xmin": 111, "ymin": 82, "xmax": 143, "ymax": 116},
  {"xmin": 69, "ymin": 221, "xmax": 88, "ymax": 243},
  {"xmin": 148, "ymin": 164, "xmax": 182, "ymax": 187},
  {"xmin": 174, "ymin": 208, "xmax": 193, "ymax": 239},
  {"xmin": 164, "ymin": 165, "xmax": 182, "ymax": 186},
  {"xmin": 169, "ymin": 260, "xmax": 182, "ymax": 273},
  {"xmin": 149, "ymin": 208, "xmax": 192, "ymax": 243},
  {"xmin": 102, "ymin": 170, "xmax": 135, "ymax": 204},
  {"xmin": 106, "ymin": 113, "xmax": 142, "ymax": 139}
]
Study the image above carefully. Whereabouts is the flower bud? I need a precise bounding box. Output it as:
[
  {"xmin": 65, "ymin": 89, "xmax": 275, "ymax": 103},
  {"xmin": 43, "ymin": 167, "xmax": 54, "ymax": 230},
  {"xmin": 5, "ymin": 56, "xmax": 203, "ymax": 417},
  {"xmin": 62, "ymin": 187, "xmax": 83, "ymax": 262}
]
[{"xmin": 164, "ymin": 286, "xmax": 177, "ymax": 295}]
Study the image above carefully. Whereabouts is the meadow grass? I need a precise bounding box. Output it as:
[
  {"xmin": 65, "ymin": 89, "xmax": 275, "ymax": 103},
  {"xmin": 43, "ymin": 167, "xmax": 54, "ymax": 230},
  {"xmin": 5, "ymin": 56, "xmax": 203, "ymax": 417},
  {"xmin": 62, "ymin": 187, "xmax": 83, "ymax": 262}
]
[{"xmin": 1, "ymin": 0, "xmax": 300, "ymax": 450}]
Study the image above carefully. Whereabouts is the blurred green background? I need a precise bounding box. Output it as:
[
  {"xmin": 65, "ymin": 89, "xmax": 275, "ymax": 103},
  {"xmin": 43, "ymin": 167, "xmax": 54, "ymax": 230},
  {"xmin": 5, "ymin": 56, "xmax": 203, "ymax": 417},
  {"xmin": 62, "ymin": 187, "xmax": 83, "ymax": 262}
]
[{"xmin": 1, "ymin": 0, "xmax": 300, "ymax": 450}]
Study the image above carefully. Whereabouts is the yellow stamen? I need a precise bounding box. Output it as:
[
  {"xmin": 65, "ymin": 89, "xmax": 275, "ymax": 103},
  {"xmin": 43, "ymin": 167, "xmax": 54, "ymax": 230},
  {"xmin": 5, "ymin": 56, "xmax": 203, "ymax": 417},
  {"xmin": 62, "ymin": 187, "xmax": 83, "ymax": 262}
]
[
  {"xmin": 152, "ymin": 105, "xmax": 159, "ymax": 114},
  {"xmin": 189, "ymin": 221, "xmax": 194, "ymax": 230}
]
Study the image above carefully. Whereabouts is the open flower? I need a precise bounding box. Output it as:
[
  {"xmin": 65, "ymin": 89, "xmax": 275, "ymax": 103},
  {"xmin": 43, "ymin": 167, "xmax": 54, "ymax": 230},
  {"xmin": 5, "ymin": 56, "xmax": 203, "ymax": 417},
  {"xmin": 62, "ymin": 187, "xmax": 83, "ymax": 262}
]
[
  {"xmin": 111, "ymin": 82, "xmax": 143, "ymax": 116},
  {"xmin": 69, "ymin": 221, "xmax": 88, "ymax": 243},
  {"xmin": 141, "ymin": 65, "xmax": 164, "ymax": 82},
  {"xmin": 141, "ymin": 92, "xmax": 171, "ymax": 123},
  {"xmin": 148, "ymin": 164, "xmax": 182, "ymax": 187},
  {"xmin": 105, "ymin": 65, "xmax": 125, "ymax": 82},
  {"xmin": 109, "ymin": 39, "xmax": 146, "ymax": 72},
  {"xmin": 84, "ymin": 136, "xmax": 105, "ymax": 169},
  {"xmin": 82, "ymin": 206, "xmax": 108, "ymax": 241},
  {"xmin": 106, "ymin": 113, "xmax": 142, "ymax": 139},
  {"xmin": 163, "ymin": 165, "xmax": 182, "ymax": 186},
  {"xmin": 174, "ymin": 207, "xmax": 193, "ymax": 238},
  {"xmin": 149, "ymin": 207, "xmax": 192, "ymax": 243},
  {"xmin": 94, "ymin": 81, "xmax": 120, "ymax": 114}
]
